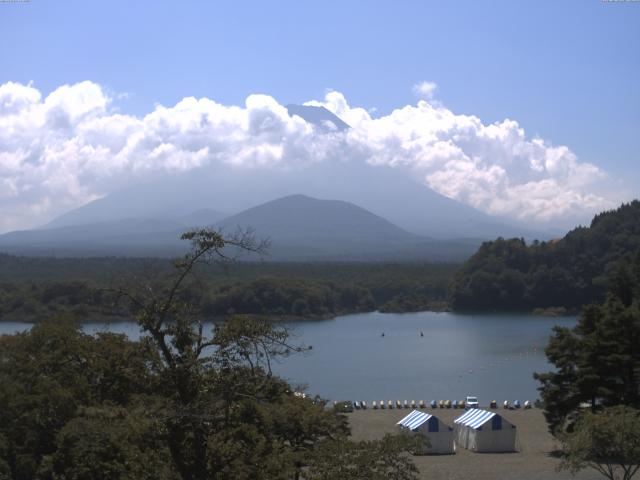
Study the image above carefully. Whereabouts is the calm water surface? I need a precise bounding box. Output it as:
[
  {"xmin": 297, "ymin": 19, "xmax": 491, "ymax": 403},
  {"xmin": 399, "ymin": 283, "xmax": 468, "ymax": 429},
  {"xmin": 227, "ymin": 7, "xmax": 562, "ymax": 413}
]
[{"xmin": 0, "ymin": 311, "xmax": 576, "ymax": 403}]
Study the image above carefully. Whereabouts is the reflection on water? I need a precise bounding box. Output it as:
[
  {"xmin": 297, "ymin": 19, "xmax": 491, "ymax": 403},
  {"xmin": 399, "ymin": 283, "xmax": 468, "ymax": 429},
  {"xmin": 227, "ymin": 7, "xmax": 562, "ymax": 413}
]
[{"xmin": 0, "ymin": 311, "xmax": 576, "ymax": 402}]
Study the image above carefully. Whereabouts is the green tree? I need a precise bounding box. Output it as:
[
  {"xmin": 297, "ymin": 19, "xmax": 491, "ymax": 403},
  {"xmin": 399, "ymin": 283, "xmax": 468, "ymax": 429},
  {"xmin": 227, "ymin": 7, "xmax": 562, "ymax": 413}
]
[
  {"xmin": 534, "ymin": 253, "xmax": 640, "ymax": 433},
  {"xmin": 40, "ymin": 406, "xmax": 177, "ymax": 480},
  {"xmin": 559, "ymin": 406, "xmax": 640, "ymax": 480},
  {"xmin": 0, "ymin": 315, "xmax": 158, "ymax": 480},
  {"xmin": 116, "ymin": 229, "xmax": 360, "ymax": 480}
]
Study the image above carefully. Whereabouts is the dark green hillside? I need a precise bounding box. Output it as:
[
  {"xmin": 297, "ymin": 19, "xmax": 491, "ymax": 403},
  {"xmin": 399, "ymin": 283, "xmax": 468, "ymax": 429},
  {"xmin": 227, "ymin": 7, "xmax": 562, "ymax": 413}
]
[{"xmin": 450, "ymin": 201, "xmax": 640, "ymax": 311}]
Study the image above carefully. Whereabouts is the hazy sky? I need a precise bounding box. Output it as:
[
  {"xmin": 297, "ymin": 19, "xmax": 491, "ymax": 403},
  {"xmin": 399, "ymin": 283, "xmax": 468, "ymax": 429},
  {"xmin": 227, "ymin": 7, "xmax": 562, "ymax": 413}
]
[{"xmin": 0, "ymin": 0, "xmax": 638, "ymax": 232}]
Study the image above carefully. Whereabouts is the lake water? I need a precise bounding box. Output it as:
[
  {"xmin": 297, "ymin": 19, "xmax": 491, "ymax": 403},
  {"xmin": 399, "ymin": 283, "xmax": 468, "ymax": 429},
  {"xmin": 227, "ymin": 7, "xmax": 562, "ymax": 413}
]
[{"xmin": 0, "ymin": 311, "xmax": 576, "ymax": 404}]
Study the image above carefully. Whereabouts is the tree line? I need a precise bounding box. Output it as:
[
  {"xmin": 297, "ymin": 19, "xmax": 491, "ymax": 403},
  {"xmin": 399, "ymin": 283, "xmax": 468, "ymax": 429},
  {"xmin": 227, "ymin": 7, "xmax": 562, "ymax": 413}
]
[
  {"xmin": 450, "ymin": 201, "xmax": 640, "ymax": 312},
  {"xmin": 0, "ymin": 258, "xmax": 455, "ymax": 322}
]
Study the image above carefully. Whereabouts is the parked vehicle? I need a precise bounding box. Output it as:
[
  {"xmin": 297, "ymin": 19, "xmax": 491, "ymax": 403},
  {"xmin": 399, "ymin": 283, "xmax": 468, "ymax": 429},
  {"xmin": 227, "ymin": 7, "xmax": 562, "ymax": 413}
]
[{"xmin": 465, "ymin": 396, "xmax": 479, "ymax": 409}]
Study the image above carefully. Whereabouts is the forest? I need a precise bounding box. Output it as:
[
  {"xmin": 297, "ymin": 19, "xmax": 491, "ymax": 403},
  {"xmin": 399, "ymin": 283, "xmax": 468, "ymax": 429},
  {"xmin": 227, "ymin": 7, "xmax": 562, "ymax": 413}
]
[
  {"xmin": 449, "ymin": 201, "xmax": 640, "ymax": 312},
  {"xmin": 0, "ymin": 256, "xmax": 455, "ymax": 322}
]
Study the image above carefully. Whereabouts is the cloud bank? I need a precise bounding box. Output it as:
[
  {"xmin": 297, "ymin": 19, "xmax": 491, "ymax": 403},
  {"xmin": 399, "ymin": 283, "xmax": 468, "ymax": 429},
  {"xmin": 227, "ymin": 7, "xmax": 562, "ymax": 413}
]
[{"xmin": 0, "ymin": 80, "xmax": 614, "ymax": 232}]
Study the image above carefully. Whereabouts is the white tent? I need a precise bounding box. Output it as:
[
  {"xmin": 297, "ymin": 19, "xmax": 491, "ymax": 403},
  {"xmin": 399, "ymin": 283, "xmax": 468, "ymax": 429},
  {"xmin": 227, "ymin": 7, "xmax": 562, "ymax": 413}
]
[
  {"xmin": 453, "ymin": 409, "xmax": 516, "ymax": 453},
  {"xmin": 396, "ymin": 410, "xmax": 454, "ymax": 454}
]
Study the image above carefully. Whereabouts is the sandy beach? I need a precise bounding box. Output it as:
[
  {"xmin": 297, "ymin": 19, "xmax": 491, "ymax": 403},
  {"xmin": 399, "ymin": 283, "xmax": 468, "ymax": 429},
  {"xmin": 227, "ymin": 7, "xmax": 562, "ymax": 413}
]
[{"xmin": 348, "ymin": 406, "xmax": 601, "ymax": 480}]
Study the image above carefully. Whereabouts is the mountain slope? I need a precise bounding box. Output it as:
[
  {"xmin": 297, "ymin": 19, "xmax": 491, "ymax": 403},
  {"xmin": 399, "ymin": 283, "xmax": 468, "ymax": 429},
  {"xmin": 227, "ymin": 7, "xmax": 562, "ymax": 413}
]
[
  {"xmin": 0, "ymin": 195, "xmax": 479, "ymax": 261},
  {"xmin": 450, "ymin": 200, "xmax": 640, "ymax": 311},
  {"xmin": 214, "ymin": 194, "xmax": 477, "ymax": 261},
  {"xmin": 286, "ymin": 104, "xmax": 350, "ymax": 132},
  {"xmin": 42, "ymin": 161, "xmax": 549, "ymax": 240},
  {"xmin": 217, "ymin": 194, "xmax": 417, "ymax": 241},
  {"xmin": 178, "ymin": 209, "xmax": 227, "ymax": 227}
]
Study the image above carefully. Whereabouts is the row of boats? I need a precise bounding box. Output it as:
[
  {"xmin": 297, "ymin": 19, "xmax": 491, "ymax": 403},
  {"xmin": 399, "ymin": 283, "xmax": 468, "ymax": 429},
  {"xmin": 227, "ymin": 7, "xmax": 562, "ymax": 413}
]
[{"xmin": 337, "ymin": 399, "xmax": 533, "ymax": 411}]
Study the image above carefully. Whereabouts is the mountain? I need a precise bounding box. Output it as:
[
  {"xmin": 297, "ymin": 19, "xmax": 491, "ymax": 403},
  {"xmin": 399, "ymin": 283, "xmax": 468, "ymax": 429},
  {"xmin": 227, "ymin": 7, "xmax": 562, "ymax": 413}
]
[
  {"xmin": 286, "ymin": 104, "xmax": 350, "ymax": 132},
  {"xmin": 218, "ymin": 194, "xmax": 415, "ymax": 242},
  {"xmin": 214, "ymin": 194, "xmax": 480, "ymax": 261},
  {"xmin": 42, "ymin": 162, "xmax": 552, "ymax": 241},
  {"xmin": 0, "ymin": 195, "xmax": 479, "ymax": 261},
  {"xmin": 449, "ymin": 200, "xmax": 640, "ymax": 312},
  {"xmin": 39, "ymin": 106, "xmax": 556, "ymax": 241}
]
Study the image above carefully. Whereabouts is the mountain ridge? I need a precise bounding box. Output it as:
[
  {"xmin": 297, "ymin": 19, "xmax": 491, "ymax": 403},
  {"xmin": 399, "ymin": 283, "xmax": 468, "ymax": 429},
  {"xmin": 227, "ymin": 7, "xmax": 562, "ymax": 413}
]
[{"xmin": 0, "ymin": 194, "xmax": 479, "ymax": 261}]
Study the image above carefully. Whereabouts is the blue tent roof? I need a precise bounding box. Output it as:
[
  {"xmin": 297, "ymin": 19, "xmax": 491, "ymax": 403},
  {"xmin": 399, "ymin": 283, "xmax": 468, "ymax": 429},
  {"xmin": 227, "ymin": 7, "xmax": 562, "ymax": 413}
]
[
  {"xmin": 397, "ymin": 410, "xmax": 433, "ymax": 430},
  {"xmin": 454, "ymin": 409, "xmax": 497, "ymax": 429}
]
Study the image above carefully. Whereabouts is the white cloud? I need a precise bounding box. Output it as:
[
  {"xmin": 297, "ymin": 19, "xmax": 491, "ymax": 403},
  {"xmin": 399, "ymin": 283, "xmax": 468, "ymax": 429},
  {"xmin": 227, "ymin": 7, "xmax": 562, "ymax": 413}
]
[
  {"xmin": 0, "ymin": 80, "xmax": 618, "ymax": 232},
  {"xmin": 412, "ymin": 80, "xmax": 438, "ymax": 100}
]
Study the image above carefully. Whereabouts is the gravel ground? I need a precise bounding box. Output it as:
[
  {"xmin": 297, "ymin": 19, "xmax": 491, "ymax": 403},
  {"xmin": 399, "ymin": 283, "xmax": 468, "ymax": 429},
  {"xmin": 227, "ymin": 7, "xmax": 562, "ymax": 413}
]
[{"xmin": 348, "ymin": 406, "xmax": 601, "ymax": 480}]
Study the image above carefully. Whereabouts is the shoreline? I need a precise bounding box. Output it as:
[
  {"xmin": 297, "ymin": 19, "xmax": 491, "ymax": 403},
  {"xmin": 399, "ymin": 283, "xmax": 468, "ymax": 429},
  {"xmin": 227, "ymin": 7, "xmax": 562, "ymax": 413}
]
[{"xmin": 0, "ymin": 306, "xmax": 578, "ymax": 325}]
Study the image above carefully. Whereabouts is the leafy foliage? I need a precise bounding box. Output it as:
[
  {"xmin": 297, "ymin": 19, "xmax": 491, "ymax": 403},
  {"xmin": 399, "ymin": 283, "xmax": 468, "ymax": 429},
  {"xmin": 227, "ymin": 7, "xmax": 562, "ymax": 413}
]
[
  {"xmin": 534, "ymin": 252, "xmax": 640, "ymax": 433},
  {"xmin": 0, "ymin": 229, "xmax": 419, "ymax": 480},
  {"xmin": 559, "ymin": 406, "xmax": 640, "ymax": 480},
  {"xmin": 450, "ymin": 201, "xmax": 640, "ymax": 311}
]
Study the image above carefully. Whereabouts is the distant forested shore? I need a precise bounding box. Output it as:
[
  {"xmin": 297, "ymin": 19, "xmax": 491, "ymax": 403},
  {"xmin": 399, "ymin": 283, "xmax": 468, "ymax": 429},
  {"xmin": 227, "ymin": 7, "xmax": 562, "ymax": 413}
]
[
  {"xmin": 0, "ymin": 258, "xmax": 455, "ymax": 322},
  {"xmin": 1, "ymin": 200, "xmax": 639, "ymax": 322}
]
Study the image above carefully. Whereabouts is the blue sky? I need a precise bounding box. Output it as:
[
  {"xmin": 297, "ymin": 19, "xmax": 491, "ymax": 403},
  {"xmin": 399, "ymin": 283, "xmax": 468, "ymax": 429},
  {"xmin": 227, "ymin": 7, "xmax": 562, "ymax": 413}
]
[{"xmin": 0, "ymin": 0, "xmax": 638, "ymax": 231}]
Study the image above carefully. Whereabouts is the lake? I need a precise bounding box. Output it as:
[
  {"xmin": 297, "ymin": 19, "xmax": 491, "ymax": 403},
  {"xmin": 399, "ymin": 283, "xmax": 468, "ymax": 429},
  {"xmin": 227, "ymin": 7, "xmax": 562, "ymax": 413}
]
[{"xmin": 0, "ymin": 311, "xmax": 576, "ymax": 404}]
